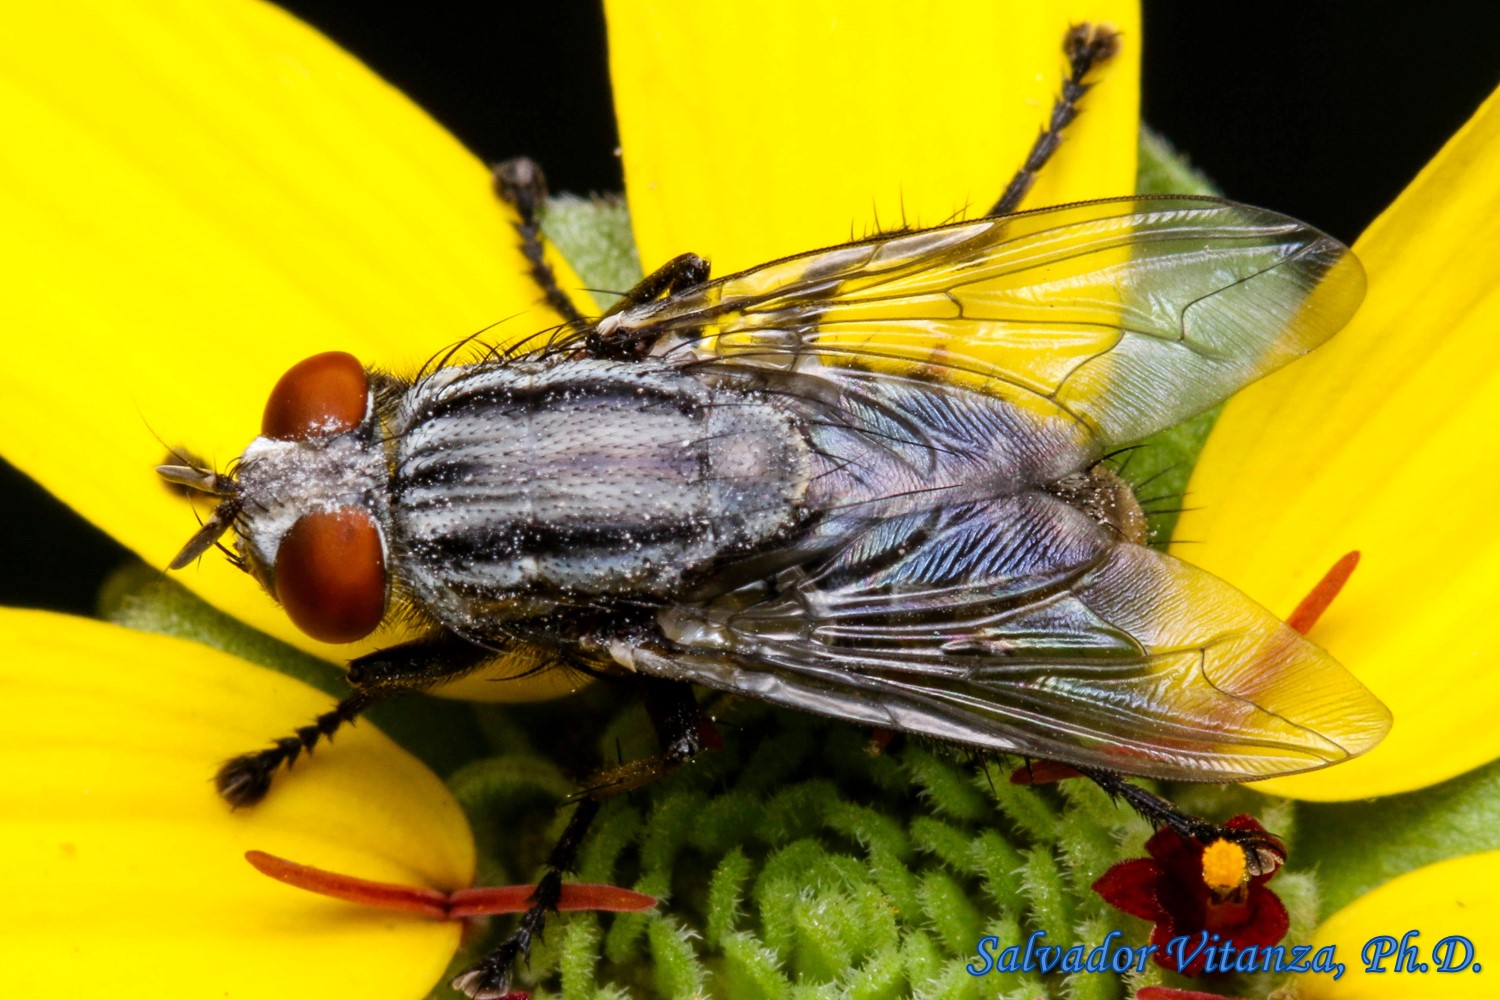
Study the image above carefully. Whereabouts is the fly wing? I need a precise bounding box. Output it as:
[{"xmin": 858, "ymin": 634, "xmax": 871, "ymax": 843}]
[
  {"xmin": 602, "ymin": 196, "xmax": 1365, "ymax": 477},
  {"xmin": 646, "ymin": 492, "xmax": 1390, "ymax": 782}
]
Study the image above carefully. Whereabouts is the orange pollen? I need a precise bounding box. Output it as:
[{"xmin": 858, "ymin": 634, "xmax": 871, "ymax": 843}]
[{"xmin": 1201, "ymin": 838, "xmax": 1250, "ymax": 895}]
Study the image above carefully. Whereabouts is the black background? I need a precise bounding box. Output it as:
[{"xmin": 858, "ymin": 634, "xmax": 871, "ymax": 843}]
[{"xmin": 4, "ymin": 2, "xmax": 1497, "ymax": 613}]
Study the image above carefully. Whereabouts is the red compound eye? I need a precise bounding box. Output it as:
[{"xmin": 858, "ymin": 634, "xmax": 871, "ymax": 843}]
[
  {"xmin": 262, "ymin": 351, "xmax": 369, "ymax": 441},
  {"xmin": 274, "ymin": 508, "xmax": 386, "ymax": 643}
]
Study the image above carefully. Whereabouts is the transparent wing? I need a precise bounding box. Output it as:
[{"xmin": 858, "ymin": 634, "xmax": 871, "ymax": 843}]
[
  {"xmin": 648, "ymin": 492, "xmax": 1390, "ymax": 782},
  {"xmin": 602, "ymin": 196, "xmax": 1365, "ymax": 474}
]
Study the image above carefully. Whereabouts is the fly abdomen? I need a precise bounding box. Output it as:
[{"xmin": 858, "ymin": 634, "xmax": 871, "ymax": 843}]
[{"xmin": 388, "ymin": 359, "xmax": 810, "ymax": 632}]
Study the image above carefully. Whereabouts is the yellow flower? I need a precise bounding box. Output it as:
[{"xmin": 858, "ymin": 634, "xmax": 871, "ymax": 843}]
[
  {"xmin": 1302, "ymin": 851, "xmax": 1499, "ymax": 999},
  {"xmin": 1174, "ymin": 80, "xmax": 1500, "ymax": 998},
  {"xmin": 606, "ymin": 0, "xmax": 1137, "ymax": 275},
  {"xmin": 1179, "ymin": 84, "xmax": 1500, "ymax": 805},
  {"xmin": 0, "ymin": 1, "xmax": 1137, "ymax": 996},
  {"xmin": 0, "ymin": 607, "xmax": 472, "ymax": 998}
]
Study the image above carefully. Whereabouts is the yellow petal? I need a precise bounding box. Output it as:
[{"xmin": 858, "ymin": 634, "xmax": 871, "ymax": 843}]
[
  {"xmin": 0, "ymin": 2, "xmax": 586, "ymax": 668},
  {"xmin": 0, "ymin": 608, "xmax": 473, "ymax": 997},
  {"xmin": 607, "ymin": 0, "xmax": 1140, "ymax": 277},
  {"xmin": 1174, "ymin": 85, "xmax": 1500, "ymax": 800},
  {"xmin": 1302, "ymin": 850, "xmax": 1500, "ymax": 998}
]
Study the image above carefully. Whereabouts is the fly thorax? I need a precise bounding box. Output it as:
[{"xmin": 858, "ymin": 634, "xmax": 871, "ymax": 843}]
[
  {"xmin": 387, "ymin": 359, "xmax": 812, "ymax": 630},
  {"xmin": 233, "ymin": 432, "xmax": 389, "ymax": 579}
]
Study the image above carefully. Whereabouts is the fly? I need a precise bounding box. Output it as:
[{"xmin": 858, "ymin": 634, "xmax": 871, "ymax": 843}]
[{"xmin": 159, "ymin": 25, "xmax": 1389, "ymax": 998}]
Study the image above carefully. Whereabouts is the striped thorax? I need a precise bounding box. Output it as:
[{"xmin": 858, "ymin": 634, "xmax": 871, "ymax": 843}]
[{"xmin": 384, "ymin": 358, "xmax": 811, "ymax": 634}]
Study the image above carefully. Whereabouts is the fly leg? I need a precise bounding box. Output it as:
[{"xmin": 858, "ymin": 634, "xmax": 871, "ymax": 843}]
[
  {"xmin": 1076, "ymin": 765, "xmax": 1287, "ymax": 877},
  {"xmin": 494, "ymin": 156, "xmax": 711, "ymax": 360},
  {"xmin": 602, "ymin": 252, "xmax": 712, "ymax": 314},
  {"xmin": 585, "ymin": 252, "xmax": 712, "ymax": 359},
  {"xmin": 988, "ymin": 23, "xmax": 1122, "ymax": 216},
  {"xmin": 450, "ymin": 677, "xmax": 706, "ymax": 1000},
  {"xmin": 215, "ymin": 634, "xmax": 494, "ymax": 807},
  {"xmin": 493, "ymin": 157, "xmax": 589, "ymax": 327}
]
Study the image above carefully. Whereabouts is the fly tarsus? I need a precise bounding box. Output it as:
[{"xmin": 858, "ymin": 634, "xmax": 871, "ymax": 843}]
[
  {"xmin": 215, "ymin": 635, "xmax": 490, "ymax": 807},
  {"xmin": 493, "ymin": 156, "xmax": 588, "ymax": 327},
  {"xmin": 451, "ymin": 680, "xmax": 703, "ymax": 998},
  {"xmin": 1076, "ymin": 763, "xmax": 1286, "ymax": 877},
  {"xmin": 989, "ymin": 23, "xmax": 1122, "ymax": 217},
  {"xmin": 215, "ymin": 691, "xmax": 374, "ymax": 807},
  {"xmin": 450, "ymin": 799, "xmax": 600, "ymax": 998}
]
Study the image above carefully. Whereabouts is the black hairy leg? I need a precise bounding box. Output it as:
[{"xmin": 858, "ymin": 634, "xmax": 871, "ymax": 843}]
[
  {"xmin": 493, "ymin": 157, "xmax": 588, "ymax": 327},
  {"xmin": 989, "ymin": 23, "xmax": 1122, "ymax": 217},
  {"xmin": 586, "ymin": 251, "xmax": 712, "ymax": 359},
  {"xmin": 492, "ymin": 159, "xmax": 709, "ymax": 360},
  {"xmin": 450, "ymin": 677, "xmax": 707, "ymax": 1000},
  {"xmin": 1076, "ymin": 765, "xmax": 1287, "ymax": 877},
  {"xmin": 215, "ymin": 633, "xmax": 493, "ymax": 807}
]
